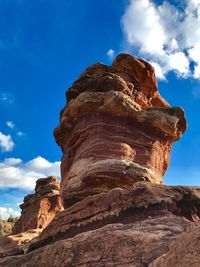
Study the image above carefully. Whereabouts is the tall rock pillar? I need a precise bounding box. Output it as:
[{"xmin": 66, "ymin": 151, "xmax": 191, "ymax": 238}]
[{"xmin": 54, "ymin": 53, "xmax": 187, "ymax": 208}]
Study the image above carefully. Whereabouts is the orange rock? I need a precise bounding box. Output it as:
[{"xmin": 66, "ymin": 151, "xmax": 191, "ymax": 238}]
[
  {"xmin": 12, "ymin": 176, "xmax": 62, "ymax": 234},
  {"xmin": 2, "ymin": 183, "xmax": 200, "ymax": 267},
  {"xmin": 55, "ymin": 53, "xmax": 187, "ymax": 208},
  {"xmin": 2, "ymin": 54, "xmax": 197, "ymax": 267}
]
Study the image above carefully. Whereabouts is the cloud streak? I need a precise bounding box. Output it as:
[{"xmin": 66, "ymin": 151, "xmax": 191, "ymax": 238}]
[{"xmin": 121, "ymin": 0, "xmax": 200, "ymax": 79}]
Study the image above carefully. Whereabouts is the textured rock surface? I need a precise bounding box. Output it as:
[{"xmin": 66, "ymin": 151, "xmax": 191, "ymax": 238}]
[
  {"xmin": 2, "ymin": 53, "xmax": 198, "ymax": 267},
  {"xmin": 55, "ymin": 53, "xmax": 187, "ymax": 208},
  {"xmin": 12, "ymin": 176, "xmax": 62, "ymax": 234},
  {"xmin": 0, "ymin": 229, "xmax": 41, "ymax": 258},
  {"xmin": 150, "ymin": 222, "xmax": 200, "ymax": 267},
  {"xmin": 29, "ymin": 182, "xmax": 200, "ymax": 252},
  {"xmin": 1, "ymin": 182, "xmax": 200, "ymax": 266}
]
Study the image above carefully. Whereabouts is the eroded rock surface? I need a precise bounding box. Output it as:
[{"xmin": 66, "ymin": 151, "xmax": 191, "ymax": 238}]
[
  {"xmin": 1, "ymin": 54, "xmax": 199, "ymax": 267},
  {"xmin": 54, "ymin": 53, "xmax": 187, "ymax": 208},
  {"xmin": 150, "ymin": 222, "xmax": 200, "ymax": 267},
  {"xmin": 1, "ymin": 183, "xmax": 200, "ymax": 266},
  {"xmin": 12, "ymin": 176, "xmax": 62, "ymax": 234},
  {"xmin": 0, "ymin": 229, "xmax": 41, "ymax": 259}
]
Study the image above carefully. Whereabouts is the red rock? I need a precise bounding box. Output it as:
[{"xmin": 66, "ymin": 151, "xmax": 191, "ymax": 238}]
[
  {"xmin": 2, "ymin": 53, "xmax": 198, "ymax": 267},
  {"xmin": 150, "ymin": 222, "xmax": 200, "ymax": 267},
  {"xmin": 2, "ymin": 183, "xmax": 200, "ymax": 266},
  {"xmin": 54, "ymin": 53, "xmax": 187, "ymax": 208},
  {"xmin": 12, "ymin": 176, "xmax": 62, "ymax": 234},
  {"xmin": 29, "ymin": 182, "xmax": 200, "ymax": 252},
  {"xmin": 0, "ymin": 229, "xmax": 41, "ymax": 259}
]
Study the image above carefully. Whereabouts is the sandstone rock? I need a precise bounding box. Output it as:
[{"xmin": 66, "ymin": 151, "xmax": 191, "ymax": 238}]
[
  {"xmin": 1, "ymin": 53, "xmax": 197, "ymax": 267},
  {"xmin": 29, "ymin": 182, "xmax": 200, "ymax": 252},
  {"xmin": 12, "ymin": 176, "xmax": 62, "ymax": 234},
  {"xmin": 0, "ymin": 218, "xmax": 190, "ymax": 267},
  {"xmin": 0, "ymin": 229, "xmax": 41, "ymax": 259},
  {"xmin": 54, "ymin": 53, "xmax": 187, "ymax": 208},
  {"xmin": 2, "ymin": 183, "xmax": 200, "ymax": 266},
  {"xmin": 150, "ymin": 222, "xmax": 200, "ymax": 267}
]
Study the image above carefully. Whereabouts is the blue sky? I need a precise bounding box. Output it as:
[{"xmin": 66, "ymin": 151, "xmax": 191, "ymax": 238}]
[{"xmin": 0, "ymin": 0, "xmax": 200, "ymax": 218}]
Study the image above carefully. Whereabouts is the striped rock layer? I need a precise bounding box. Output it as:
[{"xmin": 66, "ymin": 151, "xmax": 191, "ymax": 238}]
[
  {"xmin": 2, "ymin": 54, "xmax": 200, "ymax": 267},
  {"xmin": 54, "ymin": 53, "xmax": 187, "ymax": 208}
]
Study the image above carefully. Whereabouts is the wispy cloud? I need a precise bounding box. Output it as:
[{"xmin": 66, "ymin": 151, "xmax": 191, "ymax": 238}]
[
  {"xmin": 107, "ymin": 49, "xmax": 115, "ymax": 60},
  {"xmin": 16, "ymin": 131, "xmax": 25, "ymax": 137},
  {"xmin": 121, "ymin": 0, "xmax": 200, "ymax": 79},
  {"xmin": 0, "ymin": 156, "xmax": 60, "ymax": 190},
  {"xmin": 0, "ymin": 93, "xmax": 15, "ymax": 105},
  {"xmin": 0, "ymin": 132, "xmax": 14, "ymax": 152},
  {"xmin": 6, "ymin": 121, "xmax": 15, "ymax": 129}
]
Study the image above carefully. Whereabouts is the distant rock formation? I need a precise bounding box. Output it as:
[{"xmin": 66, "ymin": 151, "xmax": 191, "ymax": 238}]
[
  {"xmin": 12, "ymin": 176, "xmax": 62, "ymax": 234},
  {"xmin": 1, "ymin": 54, "xmax": 200, "ymax": 267}
]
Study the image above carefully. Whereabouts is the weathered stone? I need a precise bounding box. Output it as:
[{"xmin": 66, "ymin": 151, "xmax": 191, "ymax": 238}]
[
  {"xmin": 0, "ymin": 229, "xmax": 41, "ymax": 259},
  {"xmin": 12, "ymin": 176, "xmax": 62, "ymax": 234},
  {"xmin": 54, "ymin": 53, "xmax": 187, "ymax": 208},
  {"xmin": 0, "ymin": 217, "xmax": 191, "ymax": 267},
  {"xmin": 150, "ymin": 222, "xmax": 200, "ymax": 267},
  {"xmin": 29, "ymin": 182, "xmax": 200, "ymax": 252},
  {"xmin": 1, "ymin": 53, "xmax": 197, "ymax": 267}
]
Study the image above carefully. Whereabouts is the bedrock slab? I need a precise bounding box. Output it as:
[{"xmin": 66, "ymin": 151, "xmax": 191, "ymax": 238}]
[
  {"xmin": 29, "ymin": 182, "xmax": 200, "ymax": 252},
  {"xmin": 150, "ymin": 222, "xmax": 200, "ymax": 267},
  {"xmin": 1, "ymin": 182, "xmax": 200, "ymax": 267}
]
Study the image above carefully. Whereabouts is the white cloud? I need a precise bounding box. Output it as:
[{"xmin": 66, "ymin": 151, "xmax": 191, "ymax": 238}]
[
  {"xmin": 150, "ymin": 62, "xmax": 166, "ymax": 80},
  {"xmin": 6, "ymin": 121, "xmax": 15, "ymax": 129},
  {"xmin": 0, "ymin": 207, "xmax": 20, "ymax": 220},
  {"xmin": 121, "ymin": 0, "xmax": 200, "ymax": 79},
  {"xmin": 167, "ymin": 52, "xmax": 190, "ymax": 76},
  {"xmin": 0, "ymin": 132, "xmax": 14, "ymax": 152},
  {"xmin": 0, "ymin": 156, "xmax": 60, "ymax": 190},
  {"xmin": 107, "ymin": 49, "xmax": 115, "ymax": 59}
]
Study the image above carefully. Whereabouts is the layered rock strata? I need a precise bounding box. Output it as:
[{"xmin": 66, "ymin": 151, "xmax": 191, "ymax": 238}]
[
  {"xmin": 12, "ymin": 176, "xmax": 62, "ymax": 234},
  {"xmin": 1, "ymin": 54, "xmax": 199, "ymax": 267},
  {"xmin": 54, "ymin": 53, "xmax": 186, "ymax": 208},
  {"xmin": 1, "ymin": 183, "xmax": 200, "ymax": 266}
]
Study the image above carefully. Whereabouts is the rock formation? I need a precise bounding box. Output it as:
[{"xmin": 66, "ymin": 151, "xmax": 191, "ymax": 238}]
[
  {"xmin": 54, "ymin": 53, "xmax": 186, "ymax": 208},
  {"xmin": 12, "ymin": 176, "xmax": 62, "ymax": 234},
  {"xmin": 1, "ymin": 53, "xmax": 200, "ymax": 267}
]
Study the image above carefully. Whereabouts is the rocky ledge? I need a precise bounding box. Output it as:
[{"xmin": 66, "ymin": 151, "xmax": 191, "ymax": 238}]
[{"xmin": 1, "ymin": 54, "xmax": 199, "ymax": 267}]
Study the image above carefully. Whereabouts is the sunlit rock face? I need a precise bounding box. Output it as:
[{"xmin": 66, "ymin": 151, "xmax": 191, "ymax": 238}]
[
  {"xmin": 2, "ymin": 54, "xmax": 200, "ymax": 267},
  {"xmin": 54, "ymin": 53, "xmax": 187, "ymax": 208},
  {"xmin": 12, "ymin": 176, "xmax": 63, "ymax": 234}
]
